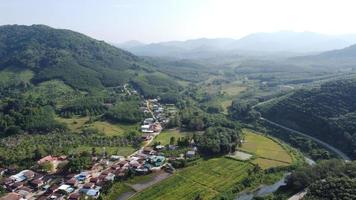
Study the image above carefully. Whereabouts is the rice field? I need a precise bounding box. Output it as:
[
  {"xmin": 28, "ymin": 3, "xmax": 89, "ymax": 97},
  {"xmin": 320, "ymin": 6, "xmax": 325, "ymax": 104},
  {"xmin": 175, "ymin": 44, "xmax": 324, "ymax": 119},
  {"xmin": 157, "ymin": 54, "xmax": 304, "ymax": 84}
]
[
  {"xmin": 130, "ymin": 158, "xmax": 253, "ymax": 200},
  {"xmin": 240, "ymin": 129, "xmax": 293, "ymax": 169}
]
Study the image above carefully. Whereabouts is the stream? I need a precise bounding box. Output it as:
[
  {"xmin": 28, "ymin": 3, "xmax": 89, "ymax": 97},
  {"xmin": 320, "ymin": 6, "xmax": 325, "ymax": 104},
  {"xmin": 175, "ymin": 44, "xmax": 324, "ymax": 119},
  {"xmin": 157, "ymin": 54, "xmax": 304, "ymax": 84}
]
[
  {"xmin": 236, "ymin": 156, "xmax": 315, "ymax": 200},
  {"xmin": 235, "ymin": 173, "xmax": 289, "ymax": 200}
]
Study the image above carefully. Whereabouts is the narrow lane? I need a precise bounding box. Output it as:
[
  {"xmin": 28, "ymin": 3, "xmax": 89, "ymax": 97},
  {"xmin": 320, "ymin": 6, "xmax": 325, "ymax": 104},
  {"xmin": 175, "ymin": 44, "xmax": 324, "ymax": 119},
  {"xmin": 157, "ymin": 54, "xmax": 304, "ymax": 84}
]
[{"xmin": 259, "ymin": 116, "xmax": 351, "ymax": 161}]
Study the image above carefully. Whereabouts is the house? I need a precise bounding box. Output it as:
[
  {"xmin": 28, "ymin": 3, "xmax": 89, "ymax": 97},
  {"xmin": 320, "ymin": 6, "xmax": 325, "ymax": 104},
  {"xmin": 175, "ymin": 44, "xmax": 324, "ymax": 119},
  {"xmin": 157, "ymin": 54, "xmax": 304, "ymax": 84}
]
[
  {"xmin": 89, "ymin": 177, "xmax": 99, "ymax": 184},
  {"xmin": 143, "ymin": 118, "xmax": 154, "ymax": 125},
  {"xmin": 68, "ymin": 193, "xmax": 81, "ymax": 200},
  {"xmin": 118, "ymin": 160, "xmax": 128, "ymax": 167},
  {"xmin": 0, "ymin": 168, "xmax": 7, "ymax": 176},
  {"xmin": 17, "ymin": 188, "xmax": 33, "ymax": 199},
  {"xmin": 111, "ymin": 164, "xmax": 121, "ymax": 171},
  {"xmin": 10, "ymin": 170, "xmax": 34, "ymax": 182},
  {"xmin": 105, "ymin": 173, "xmax": 116, "ymax": 181},
  {"xmin": 37, "ymin": 155, "xmax": 68, "ymax": 173},
  {"xmin": 141, "ymin": 125, "xmax": 154, "ymax": 133},
  {"xmin": 58, "ymin": 184, "xmax": 74, "ymax": 194},
  {"xmin": 142, "ymin": 147, "xmax": 154, "ymax": 155},
  {"xmin": 141, "ymin": 133, "xmax": 152, "ymax": 140},
  {"xmin": 0, "ymin": 192, "xmax": 21, "ymax": 200},
  {"xmin": 155, "ymin": 145, "xmax": 165, "ymax": 150},
  {"xmin": 65, "ymin": 178, "xmax": 78, "ymax": 187},
  {"xmin": 186, "ymin": 151, "xmax": 196, "ymax": 158},
  {"xmin": 147, "ymin": 156, "xmax": 166, "ymax": 167},
  {"xmin": 10, "ymin": 182, "xmax": 24, "ymax": 191},
  {"xmin": 30, "ymin": 178, "xmax": 44, "ymax": 188},
  {"xmin": 110, "ymin": 155, "xmax": 125, "ymax": 161},
  {"xmin": 83, "ymin": 182, "xmax": 94, "ymax": 189},
  {"xmin": 81, "ymin": 188, "xmax": 100, "ymax": 198}
]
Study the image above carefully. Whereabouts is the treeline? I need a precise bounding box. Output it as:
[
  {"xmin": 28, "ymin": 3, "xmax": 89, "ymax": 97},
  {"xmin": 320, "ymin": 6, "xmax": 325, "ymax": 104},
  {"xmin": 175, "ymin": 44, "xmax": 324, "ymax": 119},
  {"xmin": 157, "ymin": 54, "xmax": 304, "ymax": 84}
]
[
  {"xmin": 0, "ymin": 97, "xmax": 65, "ymax": 136},
  {"xmin": 131, "ymin": 74, "xmax": 182, "ymax": 104},
  {"xmin": 259, "ymin": 78, "xmax": 356, "ymax": 159},
  {"xmin": 285, "ymin": 159, "xmax": 356, "ymax": 200},
  {"xmin": 167, "ymin": 99, "xmax": 242, "ymax": 156},
  {"xmin": 59, "ymin": 97, "xmax": 107, "ymax": 117},
  {"xmin": 104, "ymin": 100, "xmax": 143, "ymax": 123},
  {"xmin": 0, "ymin": 131, "xmax": 137, "ymax": 169}
]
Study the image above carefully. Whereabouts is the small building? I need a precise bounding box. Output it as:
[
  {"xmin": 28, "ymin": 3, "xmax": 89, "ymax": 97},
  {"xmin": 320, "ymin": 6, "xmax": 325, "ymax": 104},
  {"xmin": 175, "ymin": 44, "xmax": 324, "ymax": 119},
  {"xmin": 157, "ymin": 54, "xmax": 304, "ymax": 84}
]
[
  {"xmin": 37, "ymin": 155, "xmax": 68, "ymax": 173},
  {"xmin": 65, "ymin": 178, "xmax": 78, "ymax": 187},
  {"xmin": 143, "ymin": 147, "xmax": 154, "ymax": 155},
  {"xmin": 186, "ymin": 151, "xmax": 196, "ymax": 158},
  {"xmin": 83, "ymin": 182, "xmax": 95, "ymax": 189},
  {"xmin": 68, "ymin": 193, "xmax": 81, "ymax": 200},
  {"xmin": 58, "ymin": 184, "xmax": 74, "ymax": 194},
  {"xmin": 82, "ymin": 189, "xmax": 100, "ymax": 199},
  {"xmin": 30, "ymin": 178, "xmax": 44, "ymax": 188}
]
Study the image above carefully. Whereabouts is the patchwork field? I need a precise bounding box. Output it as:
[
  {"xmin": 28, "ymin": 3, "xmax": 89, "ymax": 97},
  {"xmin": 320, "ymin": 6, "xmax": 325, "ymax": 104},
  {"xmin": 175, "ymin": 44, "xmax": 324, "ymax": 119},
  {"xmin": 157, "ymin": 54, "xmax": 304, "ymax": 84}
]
[
  {"xmin": 130, "ymin": 158, "xmax": 253, "ymax": 200},
  {"xmin": 240, "ymin": 129, "xmax": 293, "ymax": 169}
]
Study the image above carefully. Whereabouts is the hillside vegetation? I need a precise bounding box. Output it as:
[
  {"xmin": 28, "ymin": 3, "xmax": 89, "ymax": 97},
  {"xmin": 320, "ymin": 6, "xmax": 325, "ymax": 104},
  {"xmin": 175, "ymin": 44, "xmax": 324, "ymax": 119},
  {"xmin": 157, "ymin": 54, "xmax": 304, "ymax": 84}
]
[
  {"xmin": 258, "ymin": 78, "xmax": 356, "ymax": 159},
  {"xmin": 0, "ymin": 25, "xmax": 182, "ymax": 97}
]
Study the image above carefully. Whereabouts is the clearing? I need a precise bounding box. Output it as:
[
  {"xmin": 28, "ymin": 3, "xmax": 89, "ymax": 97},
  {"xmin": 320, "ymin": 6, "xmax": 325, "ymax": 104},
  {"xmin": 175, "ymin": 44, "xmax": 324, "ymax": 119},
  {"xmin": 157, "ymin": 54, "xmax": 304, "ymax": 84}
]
[
  {"xmin": 153, "ymin": 129, "xmax": 199, "ymax": 145},
  {"xmin": 56, "ymin": 116, "xmax": 138, "ymax": 137}
]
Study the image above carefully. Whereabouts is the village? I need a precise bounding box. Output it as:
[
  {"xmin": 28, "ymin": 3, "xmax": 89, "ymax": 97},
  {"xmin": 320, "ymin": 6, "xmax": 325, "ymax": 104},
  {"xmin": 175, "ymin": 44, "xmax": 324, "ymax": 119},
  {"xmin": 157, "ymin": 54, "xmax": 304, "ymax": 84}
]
[{"xmin": 0, "ymin": 97, "xmax": 198, "ymax": 200}]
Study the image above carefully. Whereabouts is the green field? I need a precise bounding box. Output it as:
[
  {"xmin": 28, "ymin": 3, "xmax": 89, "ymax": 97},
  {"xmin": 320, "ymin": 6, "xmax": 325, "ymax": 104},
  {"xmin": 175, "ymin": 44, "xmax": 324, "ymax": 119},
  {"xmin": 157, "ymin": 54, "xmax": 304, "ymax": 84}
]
[
  {"xmin": 56, "ymin": 116, "xmax": 138, "ymax": 137},
  {"xmin": 221, "ymin": 83, "xmax": 247, "ymax": 96},
  {"xmin": 101, "ymin": 183, "xmax": 134, "ymax": 200},
  {"xmin": 240, "ymin": 129, "xmax": 293, "ymax": 169},
  {"xmin": 153, "ymin": 129, "xmax": 198, "ymax": 145},
  {"xmin": 89, "ymin": 121, "xmax": 138, "ymax": 137},
  {"xmin": 131, "ymin": 158, "xmax": 253, "ymax": 200},
  {"xmin": 55, "ymin": 116, "xmax": 90, "ymax": 132}
]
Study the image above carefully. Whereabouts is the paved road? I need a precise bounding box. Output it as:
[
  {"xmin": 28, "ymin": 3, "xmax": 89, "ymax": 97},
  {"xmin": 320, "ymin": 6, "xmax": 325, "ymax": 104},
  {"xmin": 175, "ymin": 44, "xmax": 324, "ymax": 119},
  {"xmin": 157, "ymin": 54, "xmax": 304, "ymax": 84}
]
[{"xmin": 260, "ymin": 116, "xmax": 351, "ymax": 161}]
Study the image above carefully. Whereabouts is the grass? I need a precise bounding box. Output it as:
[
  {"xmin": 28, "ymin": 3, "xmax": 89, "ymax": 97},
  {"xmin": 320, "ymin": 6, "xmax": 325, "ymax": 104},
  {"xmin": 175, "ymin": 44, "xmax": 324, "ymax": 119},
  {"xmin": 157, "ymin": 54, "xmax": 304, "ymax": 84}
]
[
  {"xmin": 56, "ymin": 116, "xmax": 138, "ymax": 137},
  {"xmin": 252, "ymin": 158, "xmax": 290, "ymax": 169},
  {"xmin": 101, "ymin": 182, "xmax": 134, "ymax": 200},
  {"xmin": 239, "ymin": 129, "xmax": 293, "ymax": 169},
  {"xmin": 89, "ymin": 121, "xmax": 138, "ymax": 137},
  {"xmin": 90, "ymin": 121, "xmax": 125, "ymax": 136},
  {"xmin": 131, "ymin": 158, "xmax": 253, "ymax": 200},
  {"xmin": 221, "ymin": 83, "xmax": 247, "ymax": 96},
  {"xmin": 73, "ymin": 146, "xmax": 136, "ymax": 157},
  {"xmin": 55, "ymin": 116, "xmax": 90, "ymax": 132},
  {"xmin": 153, "ymin": 129, "xmax": 198, "ymax": 145}
]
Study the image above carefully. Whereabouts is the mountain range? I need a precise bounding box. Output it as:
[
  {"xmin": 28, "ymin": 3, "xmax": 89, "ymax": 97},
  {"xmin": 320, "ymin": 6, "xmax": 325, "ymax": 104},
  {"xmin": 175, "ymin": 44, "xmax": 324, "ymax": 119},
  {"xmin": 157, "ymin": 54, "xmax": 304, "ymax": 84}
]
[{"xmin": 117, "ymin": 32, "xmax": 356, "ymax": 58}]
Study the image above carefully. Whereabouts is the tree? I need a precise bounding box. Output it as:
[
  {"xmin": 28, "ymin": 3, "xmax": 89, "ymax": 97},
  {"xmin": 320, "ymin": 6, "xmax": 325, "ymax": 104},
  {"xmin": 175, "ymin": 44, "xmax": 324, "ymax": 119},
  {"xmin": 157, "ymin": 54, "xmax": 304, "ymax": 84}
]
[{"xmin": 169, "ymin": 137, "xmax": 176, "ymax": 145}]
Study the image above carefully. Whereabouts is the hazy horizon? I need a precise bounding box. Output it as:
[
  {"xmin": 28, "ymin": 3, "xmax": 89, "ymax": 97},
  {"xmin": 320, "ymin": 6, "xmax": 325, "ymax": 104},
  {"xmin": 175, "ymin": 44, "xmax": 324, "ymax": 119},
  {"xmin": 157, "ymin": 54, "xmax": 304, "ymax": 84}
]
[{"xmin": 2, "ymin": 0, "xmax": 356, "ymax": 43}]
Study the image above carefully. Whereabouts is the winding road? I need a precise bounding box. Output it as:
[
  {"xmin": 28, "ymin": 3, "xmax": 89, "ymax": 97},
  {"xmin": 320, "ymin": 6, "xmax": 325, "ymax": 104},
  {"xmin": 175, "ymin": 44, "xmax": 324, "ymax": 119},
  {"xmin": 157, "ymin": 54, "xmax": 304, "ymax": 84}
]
[{"xmin": 259, "ymin": 116, "xmax": 351, "ymax": 161}]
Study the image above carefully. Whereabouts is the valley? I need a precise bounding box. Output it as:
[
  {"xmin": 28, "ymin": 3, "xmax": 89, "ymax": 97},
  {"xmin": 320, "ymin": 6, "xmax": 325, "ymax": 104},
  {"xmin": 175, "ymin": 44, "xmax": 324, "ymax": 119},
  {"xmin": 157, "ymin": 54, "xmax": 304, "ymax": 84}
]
[{"xmin": 0, "ymin": 24, "xmax": 355, "ymax": 200}]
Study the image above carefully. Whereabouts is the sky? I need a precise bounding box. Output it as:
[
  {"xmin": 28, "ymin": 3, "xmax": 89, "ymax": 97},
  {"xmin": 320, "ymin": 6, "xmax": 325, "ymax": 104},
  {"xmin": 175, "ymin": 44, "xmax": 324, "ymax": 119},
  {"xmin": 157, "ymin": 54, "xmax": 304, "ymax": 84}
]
[{"xmin": 1, "ymin": 0, "xmax": 356, "ymax": 43}]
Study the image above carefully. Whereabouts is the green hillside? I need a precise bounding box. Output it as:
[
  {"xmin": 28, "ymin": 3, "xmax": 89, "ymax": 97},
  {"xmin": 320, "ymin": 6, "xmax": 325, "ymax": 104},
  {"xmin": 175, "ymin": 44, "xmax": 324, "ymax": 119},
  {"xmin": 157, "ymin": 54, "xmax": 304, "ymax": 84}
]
[
  {"xmin": 0, "ymin": 25, "xmax": 180, "ymax": 93},
  {"xmin": 258, "ymin": 78, "xmax": 356, "ymax": 159}
]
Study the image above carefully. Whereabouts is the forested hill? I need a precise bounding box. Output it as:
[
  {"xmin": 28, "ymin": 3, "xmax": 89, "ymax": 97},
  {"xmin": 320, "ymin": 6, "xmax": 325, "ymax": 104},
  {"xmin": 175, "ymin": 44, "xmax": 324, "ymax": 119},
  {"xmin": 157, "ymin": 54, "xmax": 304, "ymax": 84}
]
[
  {"xmin": 0, "ymin": 24, "xmax": 165, "ymax": 91},
  {"xmin": 258, "ymin": 78, "xmax": 356, "ymax": 159},
  {"xmin": 292, "ymin": 43, "xmax": 356, "ymax": 68}
]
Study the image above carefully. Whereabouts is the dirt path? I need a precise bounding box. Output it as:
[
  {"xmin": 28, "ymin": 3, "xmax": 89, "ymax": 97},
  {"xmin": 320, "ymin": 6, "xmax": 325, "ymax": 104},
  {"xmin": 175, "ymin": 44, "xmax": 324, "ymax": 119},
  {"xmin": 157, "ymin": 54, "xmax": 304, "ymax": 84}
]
[{"xmin": 128, "ymin": 171, "xmax": 172, "ymax": 192}]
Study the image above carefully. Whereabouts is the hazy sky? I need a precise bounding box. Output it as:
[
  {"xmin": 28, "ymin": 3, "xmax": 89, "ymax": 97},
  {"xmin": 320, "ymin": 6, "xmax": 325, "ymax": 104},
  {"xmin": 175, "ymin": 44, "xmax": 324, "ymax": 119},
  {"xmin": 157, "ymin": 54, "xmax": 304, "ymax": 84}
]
[{"xmin": 1, "ymin": 0, "xmax": 356, "ymax": 43}]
